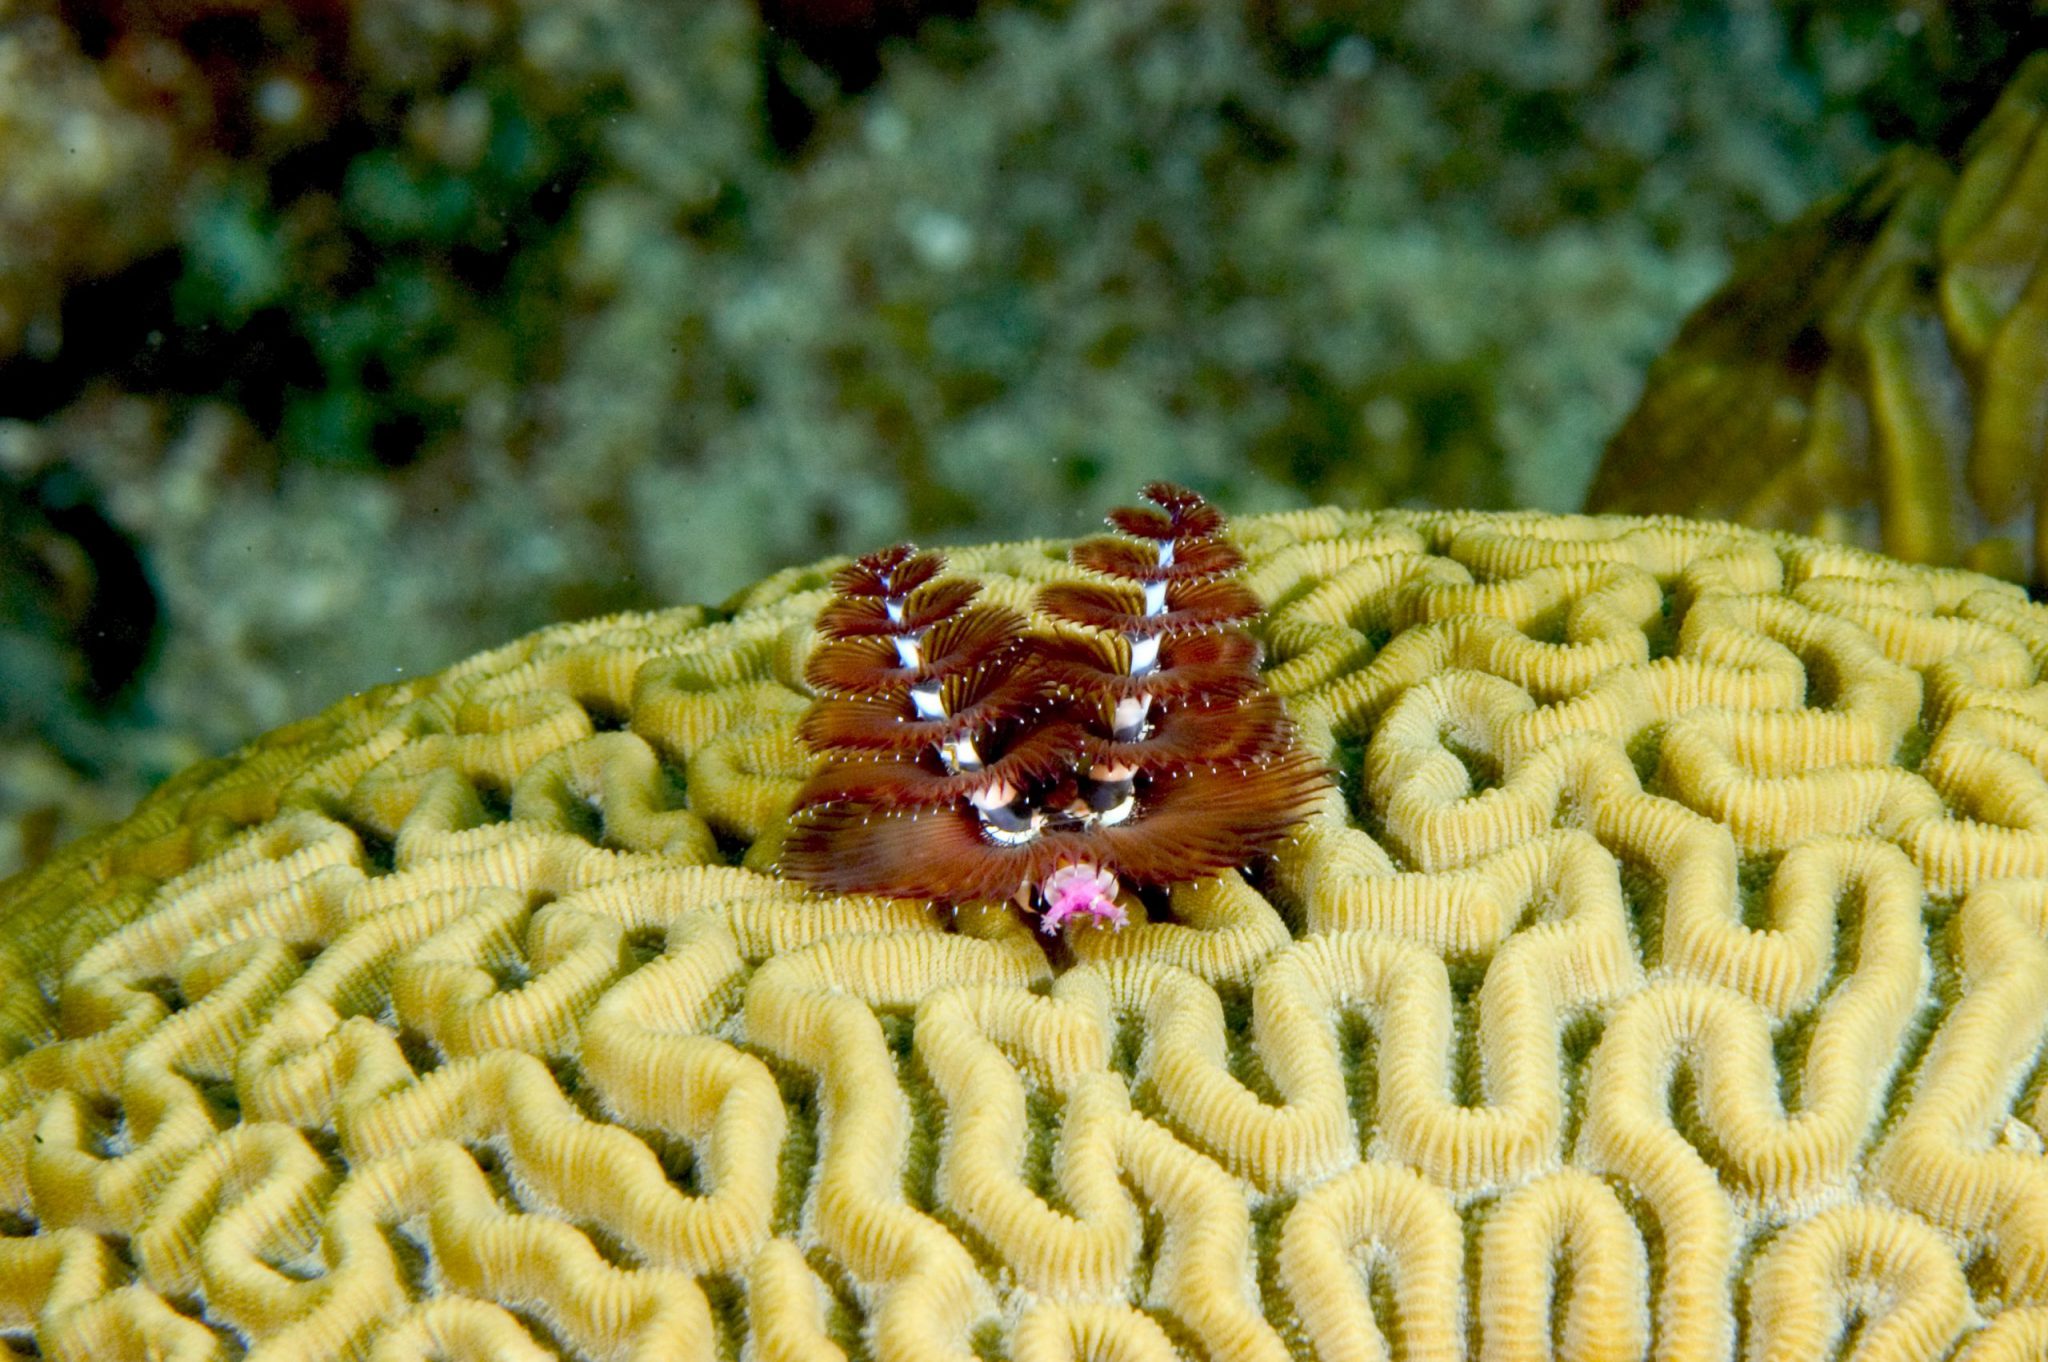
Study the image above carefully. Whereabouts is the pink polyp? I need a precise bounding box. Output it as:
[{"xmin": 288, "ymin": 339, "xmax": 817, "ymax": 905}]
[{"xmin": 1038, "ymin": 863, "xmax": 1126, "ymax": 933}]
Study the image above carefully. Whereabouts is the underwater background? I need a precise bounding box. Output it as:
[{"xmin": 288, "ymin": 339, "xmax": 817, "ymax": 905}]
[{"xmin": 1, "ymin": 0, "xmax": 2043, "ymax": 878}]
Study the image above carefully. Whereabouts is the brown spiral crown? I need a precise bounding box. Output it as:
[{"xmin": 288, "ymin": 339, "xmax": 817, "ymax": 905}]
[{"xmin": 779, "ymin": 483, "xmax": 1327, "ymax": 928}]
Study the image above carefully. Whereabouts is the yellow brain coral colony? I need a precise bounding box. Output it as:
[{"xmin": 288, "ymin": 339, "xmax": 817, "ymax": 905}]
[
  {"xmin": 8, "ymin": 504, "xmax": 2048, "ymax": 1360},
  {"xmin": 1589, "ymin": 53, "xmax": 2048, "ymax": 587}
]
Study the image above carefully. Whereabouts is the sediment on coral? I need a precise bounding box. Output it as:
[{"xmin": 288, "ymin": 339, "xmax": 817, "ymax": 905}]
[
  {"xmin": 1590, "ymin": 51, "xmax": 2048, "ymax": 586},
  {"xmin": 3, "ymin": 507, "xmax": 2048, "ymax": 1358}
]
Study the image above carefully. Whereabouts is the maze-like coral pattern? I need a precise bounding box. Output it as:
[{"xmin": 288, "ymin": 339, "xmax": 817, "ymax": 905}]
[{"xmin": 5, "ymin": 510, "xmax": 2048, "ymax": 1359}]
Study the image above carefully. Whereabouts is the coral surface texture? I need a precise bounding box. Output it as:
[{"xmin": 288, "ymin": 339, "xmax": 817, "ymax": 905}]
[{"xmin": 5, "ymin": 508, "xmax": 2048, "ymax": 1359}]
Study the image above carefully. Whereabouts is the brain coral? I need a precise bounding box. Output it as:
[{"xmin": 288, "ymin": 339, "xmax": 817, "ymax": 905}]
[
  {"xmin": 1588, "ymin": 53, "xmax": 2048, "ymax": 587},
  {"xmin": 6, "ymin": 507, "xmax": 2048, "ymax": 1359}
]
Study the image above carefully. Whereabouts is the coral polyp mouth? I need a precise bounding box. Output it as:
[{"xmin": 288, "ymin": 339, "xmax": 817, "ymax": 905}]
[{"xmin": 778, "ymin": 481, "xmax": 1326, "ymax": 929}]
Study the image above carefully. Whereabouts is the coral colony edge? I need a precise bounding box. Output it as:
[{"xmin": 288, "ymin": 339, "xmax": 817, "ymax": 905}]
[
  {"xmin": 8, "ymin": 503, "xmax": 2048, "ymax": 1358},
  {"xmin": 780, "ymin": 482, "xmax": 1327, "ymax": 934}
]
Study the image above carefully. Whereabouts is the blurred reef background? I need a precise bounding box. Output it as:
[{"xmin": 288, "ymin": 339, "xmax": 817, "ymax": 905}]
[{"xmin": 2, "ymin": 0, "xmax": 2045, "ymax": 877}]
